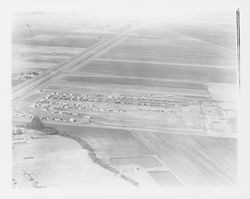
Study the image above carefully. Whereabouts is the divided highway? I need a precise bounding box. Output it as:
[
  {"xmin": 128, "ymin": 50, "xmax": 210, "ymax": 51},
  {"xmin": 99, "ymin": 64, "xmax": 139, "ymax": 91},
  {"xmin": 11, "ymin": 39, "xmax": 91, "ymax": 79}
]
[{"xmin": 12, "ymin": 27, "xmax": 135, "ymax": 102}]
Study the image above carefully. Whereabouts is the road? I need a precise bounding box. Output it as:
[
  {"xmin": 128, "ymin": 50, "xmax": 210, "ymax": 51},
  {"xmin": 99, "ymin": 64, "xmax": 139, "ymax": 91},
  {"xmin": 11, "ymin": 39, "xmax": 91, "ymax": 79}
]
[{"xmin": 12, "ymin": 27, "xmax": 136, "ymax": 102}]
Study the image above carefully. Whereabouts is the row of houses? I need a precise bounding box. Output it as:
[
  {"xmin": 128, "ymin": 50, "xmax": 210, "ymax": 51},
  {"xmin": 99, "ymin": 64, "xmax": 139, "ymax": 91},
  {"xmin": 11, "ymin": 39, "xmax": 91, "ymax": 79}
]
[{"xmin": 39, "ymin": 91, "xmax": 192, "ymax": 109}]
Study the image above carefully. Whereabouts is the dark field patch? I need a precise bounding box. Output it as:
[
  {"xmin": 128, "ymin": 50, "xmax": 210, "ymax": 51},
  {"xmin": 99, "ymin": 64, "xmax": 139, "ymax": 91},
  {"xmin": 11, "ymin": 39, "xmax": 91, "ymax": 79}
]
[
  {"xmin": 76, "ymin": 60, "xmax": 236, "ymax": 83},
  {"xmin": 62, "ymin": 75, "xmax": 207, "ymax": 90},
  {"xmin": 110, "ymin": 156, "xmax": 163, "ymax": 168}
]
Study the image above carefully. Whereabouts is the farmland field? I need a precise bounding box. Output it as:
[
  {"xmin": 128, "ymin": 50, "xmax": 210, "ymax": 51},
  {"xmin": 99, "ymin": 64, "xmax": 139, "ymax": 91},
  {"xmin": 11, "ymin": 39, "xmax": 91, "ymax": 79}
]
[
  {"xmin": 46, "ymin": 124, "xmax": 154, "ymax": 157},
  {"xmin": 74, "ymin": 59, "xmax": 236, "ymax": 83},
  {"xmin": 110, "ymin": 156, "xmax": 163, "ymax": 168},
  {"xmin": 12, "ymin": 11, "xmax": 238, "ymax": 187},
  {"xmin": 112, "ymin": 37, "xmax": 234, "ymax": 56},
  {"xmin": 18, "ymin": 35, "xmax": 101, "ymax": 48},
  {"xmin": 132, "ymin": 131, "xmax": 237, "ymax": 186},
  {"xmin": 97, "ymin": 30, "xmax": 236, "ymax": 67},
  {"xmin": 127, "ymin": 21, "xmax": 236, "ymax": 50},
  {"xmin": 11, "ymin": 12, "xmax": 118, "ymax": 88},
  {"xmin": 164, "ymin": 23, "xmax": 236, "ymax": 49},
  {"xmin": 61, "ymin": 75, "xmax": 208, "ymax": 90},
  {"xmin": 99, "ymin": 48, "xmax": 235, "ymax": 67}
]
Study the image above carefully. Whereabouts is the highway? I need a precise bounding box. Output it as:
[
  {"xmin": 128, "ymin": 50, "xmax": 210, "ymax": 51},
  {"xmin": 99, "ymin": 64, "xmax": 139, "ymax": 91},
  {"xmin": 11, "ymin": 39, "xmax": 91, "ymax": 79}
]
[{"xmin": 12, "ymin": 27, "xmax": 135, "ymax": 102}]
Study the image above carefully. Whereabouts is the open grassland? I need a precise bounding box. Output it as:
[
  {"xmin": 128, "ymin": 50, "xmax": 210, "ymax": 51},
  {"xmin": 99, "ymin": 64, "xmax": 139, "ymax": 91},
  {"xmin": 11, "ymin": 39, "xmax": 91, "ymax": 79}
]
[
  {"xmin": 132, "ymin": 131, "xmax": 237, "ymax": 186},
  {"xmin": 74, "ymin": 59, "xmax": 236, "ymax": 84}
]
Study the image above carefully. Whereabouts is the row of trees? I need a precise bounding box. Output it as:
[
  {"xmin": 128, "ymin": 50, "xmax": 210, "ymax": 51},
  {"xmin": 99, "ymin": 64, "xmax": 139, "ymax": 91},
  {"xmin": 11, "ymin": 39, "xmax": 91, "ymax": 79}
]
[
  {"xmin": 58, "ymin": 131, "xmax": 139, "ymax": 186},
  {"xmin": 26, "ymin": 115, "xmax": 139, "ymax": 186},
  {"xmin": 26, "ymin": 115, "xmax": 58, "ymax": 135}
]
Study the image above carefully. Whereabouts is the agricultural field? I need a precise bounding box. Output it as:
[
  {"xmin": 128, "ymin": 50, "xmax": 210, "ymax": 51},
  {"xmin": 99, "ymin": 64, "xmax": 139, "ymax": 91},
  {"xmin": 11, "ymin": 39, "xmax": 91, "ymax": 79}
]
[
  {"xmin": 97, "ymin": 34, "xmax": 236, "ymax": 67},
  {"xmin": 50, "ymin": 75, "xmax": 209, "ymax": 96},
  {"xmin": 60, "ymin": 75, "xmax": 208, "ymax": 90},
  {"xmin": 163, "ymin": 23, "xmax": 236, "ymax": 49},
  {"xmin": 12, "ymin": 11, "xmax": 238, "ymax": 187},
  {"xmin": 42, "ymin": 124, "xmax": 182, "ymax": 185},
  {"xmin": 73, "ymin": 59, "xmax": 236, "ymax": 84},
  {"xmin": 45, "ymin": 124, "xmax": 153, "ymax": 157},
  {"xmin": 12, "ymin": 44, "xmax": 84, "ymax": 74},
  {"xmin": 11, "ymin": 12, "xmax": 118, "ymax": 88},
  {"xmin": 132, "ymin": 131, "xmax": 237, "ymax": 186}
]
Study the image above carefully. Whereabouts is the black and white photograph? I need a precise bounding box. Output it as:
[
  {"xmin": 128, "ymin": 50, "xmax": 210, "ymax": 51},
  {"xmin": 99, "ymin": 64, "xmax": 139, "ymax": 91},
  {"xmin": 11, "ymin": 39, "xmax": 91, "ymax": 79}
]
[{"xmin": 1, "ymin": 0, "xmax": 250, "ymax": 198}]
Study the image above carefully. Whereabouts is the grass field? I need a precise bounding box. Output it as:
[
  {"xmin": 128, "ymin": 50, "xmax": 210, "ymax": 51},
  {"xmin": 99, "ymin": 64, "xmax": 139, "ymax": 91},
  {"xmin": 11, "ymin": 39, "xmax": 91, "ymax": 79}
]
[
  {"xmin": 75, "ymin": 60, "xmax": 236, "ymax": 83},
  {"xmin": 132, "ymin": 131, "xmax": 237, "ymax": 185}
]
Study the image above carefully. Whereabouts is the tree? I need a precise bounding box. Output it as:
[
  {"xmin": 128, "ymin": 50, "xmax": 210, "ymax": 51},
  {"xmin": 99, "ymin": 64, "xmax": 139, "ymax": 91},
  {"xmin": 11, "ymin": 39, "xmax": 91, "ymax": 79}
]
[{"xmin": 30, "ymin": 115, "xmax": 44, "ymax": 130}]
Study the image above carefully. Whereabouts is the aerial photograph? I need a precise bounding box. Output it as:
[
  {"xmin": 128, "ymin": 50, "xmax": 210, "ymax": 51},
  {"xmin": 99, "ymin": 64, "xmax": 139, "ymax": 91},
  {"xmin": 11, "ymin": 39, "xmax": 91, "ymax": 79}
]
[{"xmin": 11, "ymin": 10, "xmax": 238, "ymax": 188}]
